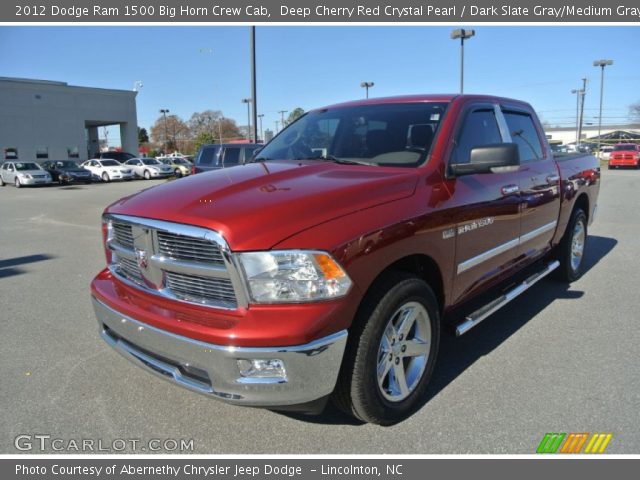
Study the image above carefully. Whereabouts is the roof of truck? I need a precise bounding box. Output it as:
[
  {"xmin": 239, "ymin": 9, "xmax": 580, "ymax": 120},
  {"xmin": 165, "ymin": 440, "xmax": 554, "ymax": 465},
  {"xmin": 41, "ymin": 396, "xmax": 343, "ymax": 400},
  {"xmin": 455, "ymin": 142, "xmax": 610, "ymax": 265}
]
[{"xmin": 318, "ymin": 94, "xmax": 532, "ymax": 111}]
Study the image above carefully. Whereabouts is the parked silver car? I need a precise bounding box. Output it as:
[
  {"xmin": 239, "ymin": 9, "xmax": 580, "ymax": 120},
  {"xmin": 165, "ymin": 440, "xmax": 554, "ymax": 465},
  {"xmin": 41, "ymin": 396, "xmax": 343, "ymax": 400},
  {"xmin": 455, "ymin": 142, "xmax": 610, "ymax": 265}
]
[
  {"xmin": 0, "ymin": 161, "xmax": 52, "ymax": 188},
  {"xmin": 124, "ymin": 157, "xmax": 173, "ymax": 180}
]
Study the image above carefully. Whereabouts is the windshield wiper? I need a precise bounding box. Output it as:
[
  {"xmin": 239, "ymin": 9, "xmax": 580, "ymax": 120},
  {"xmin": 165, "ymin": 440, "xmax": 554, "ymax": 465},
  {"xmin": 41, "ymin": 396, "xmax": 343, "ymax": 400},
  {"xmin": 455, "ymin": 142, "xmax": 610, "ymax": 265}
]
[
  {"xmin": 297, "ymin": 155, "xmax": 373, "ymax": 166},
  {"xmin": 247, "ymin": 156, "xmax": 270, "ymax": 163}
]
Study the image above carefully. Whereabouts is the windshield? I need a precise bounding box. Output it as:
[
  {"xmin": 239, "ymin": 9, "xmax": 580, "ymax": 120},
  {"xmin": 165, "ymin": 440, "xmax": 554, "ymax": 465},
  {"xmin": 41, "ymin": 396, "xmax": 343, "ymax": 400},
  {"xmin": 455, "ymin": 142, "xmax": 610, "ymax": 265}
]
[
  {"xmin": 16, "ymin": 162, "xmax": 40, "ymax": 171},
  {"xmin": 101, "ymin": 160, "xmax": 120, "ymax": 167},
  {"xmin": 257, "ymin": 102, "xmax": 448, "ymax": 167},
  {"xmin": 142, "ymin": 159, "xmax": 161, "ymax": 165},
  {"xmin": 613, "ymin": 144, "xmax": 637, "ymax": 151},
  {"xmin": 55, "ymin": 161, "xmax": 79, "ymax": 168}
]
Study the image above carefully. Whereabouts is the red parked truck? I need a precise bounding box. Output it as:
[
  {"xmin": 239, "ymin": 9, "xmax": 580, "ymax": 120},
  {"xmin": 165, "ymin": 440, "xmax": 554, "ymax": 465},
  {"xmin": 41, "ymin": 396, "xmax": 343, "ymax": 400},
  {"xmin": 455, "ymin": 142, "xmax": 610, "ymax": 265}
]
[
  {"xmin": 608, "ymin": 143, "xmax": 640, "ymax": 169},
  {"xmin": 91, "ymin": 95, "xmax": 600, "ymax": 425}
]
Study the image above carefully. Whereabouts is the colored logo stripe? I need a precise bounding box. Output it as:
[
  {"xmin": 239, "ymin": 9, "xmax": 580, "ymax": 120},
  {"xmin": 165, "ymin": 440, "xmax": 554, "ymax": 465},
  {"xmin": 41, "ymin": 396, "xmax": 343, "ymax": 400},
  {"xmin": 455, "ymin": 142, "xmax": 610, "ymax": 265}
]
[
  {"xmin": 584, "ymin": 433, "xmax": 613, "ymax": 454},
  {"xmin": 537, "ymin": 433, "xmax": 566, "ymax": 453},
  {"xmin": 560, "ymin": 433, "xmax": 589, "ymax": 453},
  {"xmin": 537, "ymin": 433, "xmax": 613, "ymax": 454}
]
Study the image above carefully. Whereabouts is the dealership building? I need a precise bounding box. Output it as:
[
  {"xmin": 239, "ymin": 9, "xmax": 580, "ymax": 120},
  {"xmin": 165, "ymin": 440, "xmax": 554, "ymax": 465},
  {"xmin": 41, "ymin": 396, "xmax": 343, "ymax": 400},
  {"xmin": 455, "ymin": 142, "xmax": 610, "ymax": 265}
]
[{"xmin": 0, "ymin": 77, "xmax": 138, "ymax": 163}]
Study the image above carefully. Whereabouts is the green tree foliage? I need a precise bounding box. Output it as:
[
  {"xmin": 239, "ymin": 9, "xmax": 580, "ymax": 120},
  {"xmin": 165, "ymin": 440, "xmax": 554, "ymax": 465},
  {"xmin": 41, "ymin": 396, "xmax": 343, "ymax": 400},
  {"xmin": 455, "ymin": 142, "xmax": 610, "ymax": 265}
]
[
  {"xmin": 138, "ymin": 127, "xmax": 149, "ymax": 143},
  {"xmin": 287, "ymin": 107, "xmax": 305, "ymax": 126}
]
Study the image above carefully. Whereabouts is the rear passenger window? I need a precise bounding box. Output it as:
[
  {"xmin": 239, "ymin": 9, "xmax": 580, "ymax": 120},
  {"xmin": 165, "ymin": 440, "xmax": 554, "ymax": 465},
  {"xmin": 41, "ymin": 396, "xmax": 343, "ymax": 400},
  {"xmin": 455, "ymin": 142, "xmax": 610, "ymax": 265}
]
[
  {"xmin": 198, "ymin": 147, "xmax": 218, "ymax": 165},
  {"xmin": 453, "ymin": 109, "xmax": 502, "ymax": 164},
  {"xmin": 223, "ymin": 148, "xmax": 240, "ymax": 166},
  {"xmin": 503, "ymin": 111, "xmax": 543, "ymax": 162}
]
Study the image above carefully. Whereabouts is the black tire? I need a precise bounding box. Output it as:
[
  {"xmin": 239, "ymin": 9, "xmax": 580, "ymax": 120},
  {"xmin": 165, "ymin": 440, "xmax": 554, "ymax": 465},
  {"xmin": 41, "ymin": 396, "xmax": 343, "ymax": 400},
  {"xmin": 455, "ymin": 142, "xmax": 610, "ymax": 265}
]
[
  {"xmin": 102, "ymin": 172, "xmax": 110, "ymax": 183},
  {"xmin": 555, "ymin": 208, "xmax": 588, "ymax": 282},
  {"xmin": 333, "ymin": 273, "xmax": 440, "ymax": 425},
  {"xmin": 15, "ymin": 177, "xmax": 21, "ymax": 188},
  {"xmin": 174, "ymin": 168, "xmax": 182, "ymax": 178},
  {"xmin": 0, "ymin": 176, "xmax": 5, "ymax": 187},
  {"xmin": 143, "ymin": 170, "xmax": 151, "ymax": 180}
]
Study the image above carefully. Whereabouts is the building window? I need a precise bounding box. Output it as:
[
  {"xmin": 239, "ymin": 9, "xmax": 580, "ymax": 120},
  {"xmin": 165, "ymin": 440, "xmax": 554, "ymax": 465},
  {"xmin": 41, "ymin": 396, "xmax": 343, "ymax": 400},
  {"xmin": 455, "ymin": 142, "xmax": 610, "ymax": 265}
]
[
  {"xmin": 67, "ymin": 147, "xmax": 79, "ymax": 158},
  {"xmin": 36, "ymin": 147, "xmax": 48, "ymax": 159},
  {"xmin": 4, "ymin": 147, "xmax": 18, "ymax": 160}
]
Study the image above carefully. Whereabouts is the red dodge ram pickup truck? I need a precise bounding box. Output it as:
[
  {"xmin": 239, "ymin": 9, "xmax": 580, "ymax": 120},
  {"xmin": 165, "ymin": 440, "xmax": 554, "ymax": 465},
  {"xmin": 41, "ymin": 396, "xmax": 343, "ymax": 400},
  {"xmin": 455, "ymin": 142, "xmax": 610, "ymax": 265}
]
[{"xmin": 91, "ymin": 95, "xmax": 600, "ymax": 425}]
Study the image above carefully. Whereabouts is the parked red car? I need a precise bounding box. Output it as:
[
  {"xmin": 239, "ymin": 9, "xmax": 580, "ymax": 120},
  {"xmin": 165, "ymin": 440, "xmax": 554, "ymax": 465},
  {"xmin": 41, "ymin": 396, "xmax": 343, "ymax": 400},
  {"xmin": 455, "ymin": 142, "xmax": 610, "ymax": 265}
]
[
  {"xmin": 608, "ymin": 143, "xmax": 640, "ymax": 169},
  {"xmin": 91, "ymin": 95, "xmax": 600, "ymax": 424}
]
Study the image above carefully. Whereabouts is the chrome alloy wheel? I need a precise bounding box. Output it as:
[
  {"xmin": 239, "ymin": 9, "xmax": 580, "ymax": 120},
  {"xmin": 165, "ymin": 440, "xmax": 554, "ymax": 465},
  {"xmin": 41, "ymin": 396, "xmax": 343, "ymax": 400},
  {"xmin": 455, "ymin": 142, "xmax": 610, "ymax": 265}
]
[
  {"xmin": 376, "ymin": 301, "xmax": 431, "ymax": 402},
  {"xmin": 570, "ymin": 220, "xmax": 586, "ymax": 271}
]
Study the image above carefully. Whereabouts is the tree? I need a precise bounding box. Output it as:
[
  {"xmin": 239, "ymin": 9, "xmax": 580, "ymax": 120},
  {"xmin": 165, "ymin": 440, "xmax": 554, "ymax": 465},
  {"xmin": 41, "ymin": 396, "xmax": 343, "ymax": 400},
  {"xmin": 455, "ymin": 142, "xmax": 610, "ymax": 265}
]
[
  {"xmin": 150, "ymin": 114, "xmax": 189, "ymax": 152},
  {"xmin": 630, "ymin": 102, "xmax": 640, "ymax": 121},
  {"xmin": 138, "ymin": 127, "xmax": 149, "ymax": 144},
  {"xmin": 286, "ymin": 107, "xmax": 305, "ymax": 126},
  {"xmin": 187, "ymin": 110, "xmax": 243, "ymax": 143},
  {"xmin": 193, "ymin": 132, "xmax": 216, "ymax": 154}
]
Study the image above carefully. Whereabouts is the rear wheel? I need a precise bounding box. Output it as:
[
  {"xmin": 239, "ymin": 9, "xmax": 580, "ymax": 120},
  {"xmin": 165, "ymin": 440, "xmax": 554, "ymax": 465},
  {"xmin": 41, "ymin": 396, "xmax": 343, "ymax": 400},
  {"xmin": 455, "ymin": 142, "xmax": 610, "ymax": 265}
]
[
  {"xmin": 333, "ymin": 273, "xmax": 440, "ymax": 425},
  {"xmin": 555, "ymin": 208, "xmax": 587, "ymax": 282},
  {"xmin": 101, "ymin": 172, "xmax": 110, "ymax": 183}
]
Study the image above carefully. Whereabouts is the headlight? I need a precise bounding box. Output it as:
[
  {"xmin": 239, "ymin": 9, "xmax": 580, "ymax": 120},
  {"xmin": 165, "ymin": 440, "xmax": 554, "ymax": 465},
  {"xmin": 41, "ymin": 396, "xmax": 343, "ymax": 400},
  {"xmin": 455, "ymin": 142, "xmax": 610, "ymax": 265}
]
[
  {"xmin": 237, "ymin": 251, "xmax": 352, "ymax": 303},
  {"xmin": 21, "ymin": 174, "xmax": 32, "ymax": 179}
]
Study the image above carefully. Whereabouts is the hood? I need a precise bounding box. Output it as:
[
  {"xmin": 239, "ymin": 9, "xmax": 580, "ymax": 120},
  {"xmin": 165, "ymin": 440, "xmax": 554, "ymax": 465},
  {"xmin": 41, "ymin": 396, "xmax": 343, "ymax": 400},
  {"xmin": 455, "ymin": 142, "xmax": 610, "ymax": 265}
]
[{"xmin": 106, "ymin": 160, "xmax": 418, "ymax": 250}]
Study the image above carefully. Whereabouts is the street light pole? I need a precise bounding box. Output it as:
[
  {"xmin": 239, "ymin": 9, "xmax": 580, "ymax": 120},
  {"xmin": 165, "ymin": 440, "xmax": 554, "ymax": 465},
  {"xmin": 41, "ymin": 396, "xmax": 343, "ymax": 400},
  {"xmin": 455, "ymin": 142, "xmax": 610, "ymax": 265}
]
[
  {"xmin": 451, "ymin": 29, "xmax": 475, "ymax": 94},
  {"xmin": 242, "ymin": 98, "xmax": 252, "ymax": 141},
  {"xmin": 571, "ymin": 89, "xmax": 582, "ymax": 146},
  {"xmin": 360, "ymin": 81, "xmax": 374, "ymax": 98},
  {"xmin": 279, "ymin": 110, "xmax": 288, "ymax": 130},
  {"xmin": 593, "ymin": 59, "xmax": 613, "ymax": 155},
  {"xmin": 577, "ymin": 77, "xmax": 587, "ymax": 149},
  {"xmin": 258, "ymin": 114, "xmax": 264, "ymax": 142},
  {"xmin": 160, "ymin": 109, "xmax": 169, "ymax": 153},
  {"xmin": 250, "ymin": 27, "xmax": 258, "ymax": 145}
]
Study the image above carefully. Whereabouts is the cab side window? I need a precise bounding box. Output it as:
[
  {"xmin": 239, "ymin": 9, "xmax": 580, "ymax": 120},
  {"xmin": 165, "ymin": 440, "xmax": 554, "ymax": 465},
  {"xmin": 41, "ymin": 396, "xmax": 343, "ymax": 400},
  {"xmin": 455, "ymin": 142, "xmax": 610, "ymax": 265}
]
[
  {"xmin": 223, "ymin": 148, "xmax": 241, "ymax": 166},
  {"xmin": 453, "ymin": 109, "xmax": 502, "ymax": 164},
  {"xmin": 503, "ymin": 111, "xmax": 543, "ymax": 162}
]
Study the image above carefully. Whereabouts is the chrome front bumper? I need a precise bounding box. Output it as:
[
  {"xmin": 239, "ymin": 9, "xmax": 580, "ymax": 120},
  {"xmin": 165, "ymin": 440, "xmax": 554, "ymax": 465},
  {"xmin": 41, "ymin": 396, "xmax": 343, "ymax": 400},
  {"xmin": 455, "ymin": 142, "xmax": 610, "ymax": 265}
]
[{"xmin": 92, "ymin": 297, "xmax": 347, "ymax": 406}]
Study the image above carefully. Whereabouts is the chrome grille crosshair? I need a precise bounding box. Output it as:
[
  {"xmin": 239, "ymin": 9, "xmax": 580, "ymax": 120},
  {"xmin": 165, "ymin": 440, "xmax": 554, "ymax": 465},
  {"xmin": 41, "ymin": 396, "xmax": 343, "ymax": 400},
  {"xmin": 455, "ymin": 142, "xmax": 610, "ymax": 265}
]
[
  {"xmin": 105, "ymin": 214, "xmax": 247, "ymax": 309},
  {"xmin": 157, "ymin": 230, "xmax": 225, "ymax": 265}
]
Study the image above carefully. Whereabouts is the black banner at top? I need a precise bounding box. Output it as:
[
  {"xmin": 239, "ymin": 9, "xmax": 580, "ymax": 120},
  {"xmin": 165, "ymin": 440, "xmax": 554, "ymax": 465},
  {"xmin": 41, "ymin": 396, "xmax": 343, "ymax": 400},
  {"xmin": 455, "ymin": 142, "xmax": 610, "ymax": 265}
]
[{"xmin": 4, "ymin": 0, "xmax": 640, "ymax": 22}]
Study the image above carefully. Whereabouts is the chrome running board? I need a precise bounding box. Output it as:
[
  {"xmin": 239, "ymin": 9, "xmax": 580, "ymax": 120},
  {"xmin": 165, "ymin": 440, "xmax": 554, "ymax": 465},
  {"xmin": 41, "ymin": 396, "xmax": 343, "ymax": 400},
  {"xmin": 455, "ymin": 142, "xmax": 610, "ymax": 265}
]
[{"xmin": 455, "ymin": 260, "xmax": 560, "ymax": 336}]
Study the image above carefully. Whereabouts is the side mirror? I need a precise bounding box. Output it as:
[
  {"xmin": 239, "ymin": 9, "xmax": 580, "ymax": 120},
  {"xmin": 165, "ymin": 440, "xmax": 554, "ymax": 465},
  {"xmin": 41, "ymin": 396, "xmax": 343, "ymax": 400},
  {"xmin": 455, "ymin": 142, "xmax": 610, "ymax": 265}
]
[{"xmin": 450, "ymin": 143, "xmax": 520, "ymax": 176}]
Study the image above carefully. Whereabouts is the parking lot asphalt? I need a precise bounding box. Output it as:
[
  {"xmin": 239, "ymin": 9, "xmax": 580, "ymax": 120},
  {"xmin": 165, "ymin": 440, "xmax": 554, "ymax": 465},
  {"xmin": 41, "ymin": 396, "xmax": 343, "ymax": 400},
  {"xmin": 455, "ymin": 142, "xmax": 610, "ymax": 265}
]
[{"xmin": 1, "ymin": 170, "xmax": 638, "ymax": 454}]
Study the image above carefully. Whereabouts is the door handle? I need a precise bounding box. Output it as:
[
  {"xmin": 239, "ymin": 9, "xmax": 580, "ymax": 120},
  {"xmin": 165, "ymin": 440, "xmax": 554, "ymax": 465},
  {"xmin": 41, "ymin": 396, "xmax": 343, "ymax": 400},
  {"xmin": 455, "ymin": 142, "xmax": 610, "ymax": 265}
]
[
  {"xmin": 546, "ymin": 174, "xmax": 560, "ymax": 185},
  {"xmin": 501, "ymin": 184, "xmax": 519, "ymax": 195}
]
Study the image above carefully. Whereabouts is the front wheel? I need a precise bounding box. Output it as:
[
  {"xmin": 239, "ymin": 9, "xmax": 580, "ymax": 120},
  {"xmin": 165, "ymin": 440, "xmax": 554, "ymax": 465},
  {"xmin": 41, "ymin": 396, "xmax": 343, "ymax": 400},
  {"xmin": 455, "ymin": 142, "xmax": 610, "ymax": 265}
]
[
  {"xmin": 15, "ymin": 177, "xmax": 21, "ymax": 188},
  {"xmin": 143, "ymin": 170, "xmax": 151, "ymax": 180},
  {"xmin": 555, "ymin": 208, "xmax": 588, "ymax": 282},
  {"xmin": 101, "ymin": 172, "xmax": 110, "ymax": 183},
  {"xmin": 333, "ymin": 273, "xmax": 440, "ymax": 425},
  {"xmin": 174, "ymin": 168, "xmax": 182, "ymax": 178}
]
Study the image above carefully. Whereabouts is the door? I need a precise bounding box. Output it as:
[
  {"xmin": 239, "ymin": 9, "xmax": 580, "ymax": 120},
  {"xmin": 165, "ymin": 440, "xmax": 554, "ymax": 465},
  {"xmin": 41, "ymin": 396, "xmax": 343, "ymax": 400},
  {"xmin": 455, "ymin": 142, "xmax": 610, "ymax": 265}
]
[
  {"xmin": 5, "ymin": 163, "xmax": 16, "ymax": 183},
  {"xmin": 448, "ymin": 105, "xmax": 524, "ymax": 304},
  {"xmin": 502, "ymin": 108, "xmax": 561, "ymax": 259}
]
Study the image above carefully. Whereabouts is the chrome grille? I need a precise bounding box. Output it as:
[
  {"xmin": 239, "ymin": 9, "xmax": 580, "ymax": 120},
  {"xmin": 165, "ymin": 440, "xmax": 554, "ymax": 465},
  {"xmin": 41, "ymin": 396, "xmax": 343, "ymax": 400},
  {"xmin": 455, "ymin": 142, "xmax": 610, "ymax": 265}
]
[
  {"xmin": 165, "ymin": 272, "xmax": 236, "ymax": 308},
  {"xmin": 117, "ymin": 257, "xmax": 144, "ymax": 285},
  {"xmin": 112, "ymin": 222, "xmax": 134, "ymax": 249},
  {"xmin": 106, "ymin": 215, "xmax": 242, "ymax": 309},
  {"xmin": 157, "ymin": 231, "xmax": 224, "ymax": 265}
]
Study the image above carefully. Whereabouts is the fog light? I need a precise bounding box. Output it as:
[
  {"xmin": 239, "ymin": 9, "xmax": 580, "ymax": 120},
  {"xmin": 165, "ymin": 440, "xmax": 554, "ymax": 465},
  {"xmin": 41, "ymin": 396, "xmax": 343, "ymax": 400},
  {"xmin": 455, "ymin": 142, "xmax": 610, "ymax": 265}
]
[{"xmin": 237, "ymin": 359, "xmax": 287, "ymax": 381}]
